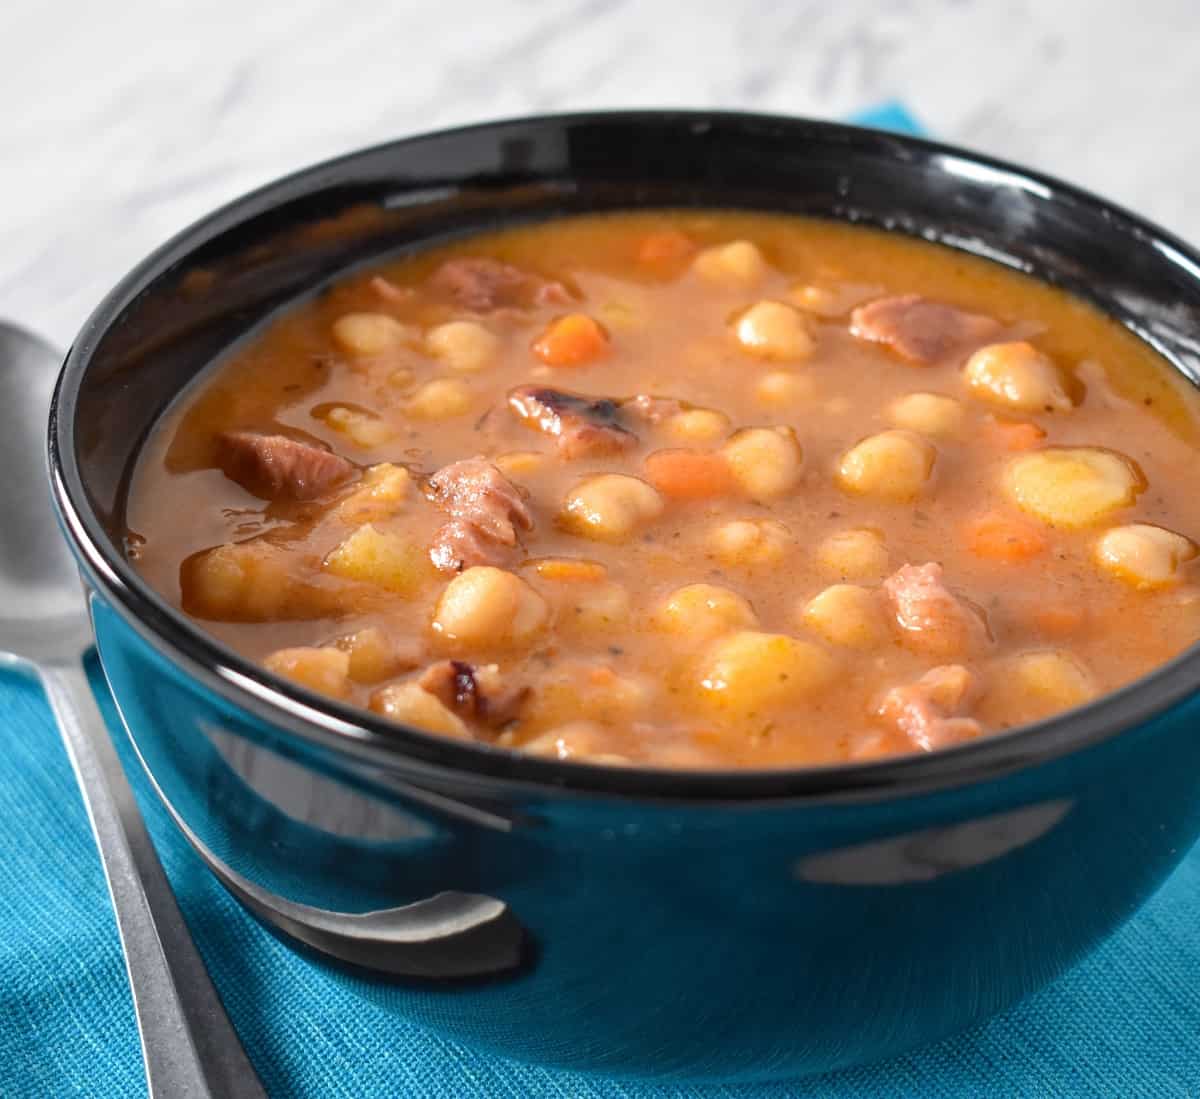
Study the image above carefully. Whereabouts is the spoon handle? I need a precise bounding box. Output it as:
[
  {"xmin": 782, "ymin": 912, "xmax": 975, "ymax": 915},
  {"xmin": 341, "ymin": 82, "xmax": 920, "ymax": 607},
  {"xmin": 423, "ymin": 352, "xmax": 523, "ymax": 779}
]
[{"xmin": 40, "ymin": 659, "xmax": 267, "ymax": 1099}]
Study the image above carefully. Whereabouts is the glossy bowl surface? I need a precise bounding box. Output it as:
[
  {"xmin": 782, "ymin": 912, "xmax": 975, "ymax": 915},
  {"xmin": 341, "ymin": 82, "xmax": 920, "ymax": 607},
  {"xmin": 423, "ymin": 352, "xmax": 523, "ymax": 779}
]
[{"xmin": 48, "ymin": 112, "xmax": 1200, "ymax": 1081}]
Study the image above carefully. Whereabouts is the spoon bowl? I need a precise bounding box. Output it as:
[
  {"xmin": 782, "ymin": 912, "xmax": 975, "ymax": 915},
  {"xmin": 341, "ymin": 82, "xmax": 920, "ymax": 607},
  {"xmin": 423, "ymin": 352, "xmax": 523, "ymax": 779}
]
[
  {"xmin": 0, "ymin": 319, "xmax": 266, "ymax": 1098},
  {"xmin": 0, "ymin": 323, "xmax": 91, "ymax": 665}
]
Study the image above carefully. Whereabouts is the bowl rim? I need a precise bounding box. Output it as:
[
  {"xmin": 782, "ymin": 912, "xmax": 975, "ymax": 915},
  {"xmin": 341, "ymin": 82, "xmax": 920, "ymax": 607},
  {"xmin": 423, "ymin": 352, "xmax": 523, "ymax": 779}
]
[{"xmin": 48, "ymin": 107, "xmax": 1200, "ymax": 803}]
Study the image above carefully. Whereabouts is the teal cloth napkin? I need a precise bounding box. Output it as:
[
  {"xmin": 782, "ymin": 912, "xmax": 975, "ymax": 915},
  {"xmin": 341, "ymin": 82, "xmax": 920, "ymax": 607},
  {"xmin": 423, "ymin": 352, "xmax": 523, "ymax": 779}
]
[{"xmin": 4, "ymin": 104, "xmax": 1200, "ymax": 1099}]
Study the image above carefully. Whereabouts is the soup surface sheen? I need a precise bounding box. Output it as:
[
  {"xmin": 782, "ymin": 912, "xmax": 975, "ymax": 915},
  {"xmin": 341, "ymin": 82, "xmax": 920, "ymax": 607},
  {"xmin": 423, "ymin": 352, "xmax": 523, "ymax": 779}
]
[{"xmin": 127, "ymin": 211, "xmax": 1200, "ymax": 769}]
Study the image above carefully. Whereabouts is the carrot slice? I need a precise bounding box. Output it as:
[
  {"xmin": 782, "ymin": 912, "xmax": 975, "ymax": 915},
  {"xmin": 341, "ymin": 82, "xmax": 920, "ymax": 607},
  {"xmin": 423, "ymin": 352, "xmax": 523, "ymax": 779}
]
[
  {"xmin": 531, "ymin": 313, "xmax": 609, "ymax": 367},
  {"xmin": 637, "ymin": 228, "xmax": 695, "ymax": 265},
  {"xmin": 965, "ymin": 510, "xmax": 1047, "ymax": 561},
  {"xmin": 983, "ymin": 418, "xmax": 1046, "ymax": 451},
  {"xmin": 530, "ymin": 557, "xmax": 608, "ymax": 583},
  {"xmin": 643, "ymin": 449, "xmax": 735, "ymax": 500}
]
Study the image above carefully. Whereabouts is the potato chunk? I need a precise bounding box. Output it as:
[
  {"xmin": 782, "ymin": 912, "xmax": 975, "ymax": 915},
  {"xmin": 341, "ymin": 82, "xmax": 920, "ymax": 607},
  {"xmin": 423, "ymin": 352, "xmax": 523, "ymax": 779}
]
[
  {"xmin": 709, "ymin": 518, "xmax": 794, "ymax": 568},
  {"xmin": 1095, "ymin": 524, "xmax": 1196, "ymax": 589},
  {"xmin": 426, "ymin": 320, "xmax": 499, "ymax": 372},
  {"xmin": 337, "ymin": 463, "xmax": 411, "ymax": 523},
  {"xmin": 321, "ymin": 405, "xmax": 395, "ymax": 448},
  {"xmin": 887, "ymin": 392, "xmax": 963, "ymax": 437},
  {"xmin": 734, "ymin": 301, "xmax": 815, "ymax": 361},
  {"xmin": 802, "ymin": 584, "xmax": 887, "ymax": 649},
  {"xmin": 653, "ymin": 583, "xmax": 759, "ymax": 639},
  {"xmin": 406, "ymin": 378, "xmax": 473, "ymax": 420},
  {"xmin": 333, "ymin": 626, "xmax": 418, "ymax": 683},
  {"xmin": 370, "ymin": 682, "xmax": 470, "ymax": 738},
  {"xmin": 721, "ymin": 427, "xmax": 803, "ymax": 501},
  {"xmin": 1003, "ymin": 448, "xmax": 1142, "ymax": 528},
  {"xmin": 963, "ymin": 341, "xmax": 1073, "ymax": 412},
  {"xmin": 691, "ymin": 240, "xmax": 767, "ymax": 285},
  {"xmin": 1008, "ymin": 650, "xmax": 1097, "ymax": 717},
  {"xmin": 431, "ymin": 566, "xmax": 548, "ymax": 650},
  {"xmin": 695, "ymin": 631, "xmax": 836, "ymax": 717},
  {"xmin": 263, "ymin": 647, "xmax": 350, "ymax": 699},
  {"xmin": 816, "ymin": 528, "xmax": 889, "ymax": 579},
  {"xmin": 562, "ymin": 474, "xmax": 664, "ymax": 542},
  {"xmin": 836, "ymin": 430, "xmax": 935, "ymax": 502},
  {"xmin": 332, "ymin": 312, "xmax": 413, "ymax": 356},
  {"xmin": 324, "ymin": 524, "xmax": 425, "ymax": 594}
]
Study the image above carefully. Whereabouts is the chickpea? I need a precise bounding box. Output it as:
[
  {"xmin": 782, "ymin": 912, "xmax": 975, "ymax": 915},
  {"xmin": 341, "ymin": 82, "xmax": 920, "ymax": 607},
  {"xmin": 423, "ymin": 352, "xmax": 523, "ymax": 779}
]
[
  {"xmin": 734, "ymin": 301, "xmax": 815, "ymax": 361},
  {"xmin": 789, "ymin": 284, "xmax": 842, "ymax": 315},
  {"xmin": 426, "ymin": 320, "xmax": 499, "ymax": 372},
  {"xmin": 1009, "ymin": 650, "xmax": 1097, "ymax": 715},
  {"xmin": 695, "ymin": 631, "xmax": 836, "ymax": 718},
  {"xmin": 562, "ymin": 474, "xmax": 664, "ymax": 542},
  {"xmin": 324, "ymin": 524, "xmax": 425, "ymax": 594},
  {"xmin": 665, "ymin": 408, "xmax": 730, "ymax": 443},
  {"xmin": 709, "ymin": 518, "xmax": 794, "ymax": 568},
  {"xmin": 755, "ymin": 371, "xmax": 817, "ymax": 407},
  {"xmin": 691, "ymin": 240, "xmax": 768, "ymax": 285},
  {"xmin": 332, "ymin": 312, "xmax": 413, "ymax": 356},
  {"xmin": 653, "ymin": 583, "xmax": 759, "ymax": 639},
  {"xmin": 431, "ymin": 566, "xmax": 548, "ymax": 650},
  {"xmin": 263, "ymin": 647, "xmax": 350, "ymax": 699},
  {"xmin": 721, "ymin": 426, "xmax": 803, "ymax": 501},
  {"xmin": 1004, "ymin": 447, "xmax": 1142, "ymax": 528},
  {"xmin": 887, "ymin": 392, "xmax": 963, "ymax": 438},
  {"xmin": 406, "ymin": 378, "xmax": 473, "ymax": 420},
  {"xmin": 562, "ymin": 581, "xmax": 632, "ymax": 631},
  {"xmin": 321, "ymin": 405, "xmax": 395, "ymax": 448},
  {"xmin": 1095, "ymin": 523, "xmax": 1196, "ymax": 589},
  {"xmin": 963, "ymin": 341, "xmax": 1073, "ymax": 412},
  {"xmin": 816, "ymin": 528, "xmax": 889, "ymax": 579},
  {"xmin": 801, "ymin": 584, "xmax": 887, "ymax": 649},
  {"xmin": 370, "ymin": 682, "xmax": 469, "ymax": 738},
  {"xmin": 836, "ymin": 430, "xmax": 935, "ymax": 502},
  {"xmin": 495, "ymin": 450, "xmax": 547, "ymax": 478}
]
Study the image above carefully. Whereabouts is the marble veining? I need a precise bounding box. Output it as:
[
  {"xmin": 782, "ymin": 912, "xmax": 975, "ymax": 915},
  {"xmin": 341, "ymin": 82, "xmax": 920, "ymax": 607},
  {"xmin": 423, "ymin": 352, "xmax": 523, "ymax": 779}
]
[{"xmin": 2, "ymin": 0, "xmax": 1199, "ymax": 346}]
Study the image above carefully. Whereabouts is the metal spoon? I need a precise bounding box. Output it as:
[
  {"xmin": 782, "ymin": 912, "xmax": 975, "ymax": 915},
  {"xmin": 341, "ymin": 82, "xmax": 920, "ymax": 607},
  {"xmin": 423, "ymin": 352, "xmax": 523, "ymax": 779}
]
[{"xmin": 0, "ymin": 321, "xmax": 266, "ymax": 1099}]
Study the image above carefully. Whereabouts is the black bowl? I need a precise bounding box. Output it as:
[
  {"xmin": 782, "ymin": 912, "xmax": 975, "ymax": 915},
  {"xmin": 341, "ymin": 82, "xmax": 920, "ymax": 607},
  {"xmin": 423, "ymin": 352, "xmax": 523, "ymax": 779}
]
[{"xmin": 48, "ymin": 111, "xmax": 1200, "ymax": 1081}]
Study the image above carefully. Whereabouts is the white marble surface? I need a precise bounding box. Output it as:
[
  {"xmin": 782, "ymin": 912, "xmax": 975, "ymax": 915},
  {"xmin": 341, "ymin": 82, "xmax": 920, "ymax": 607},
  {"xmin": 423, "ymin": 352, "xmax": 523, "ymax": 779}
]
[{"xmin": 3, "ymin": 0, "xmax": 1200, "ymax": 347}]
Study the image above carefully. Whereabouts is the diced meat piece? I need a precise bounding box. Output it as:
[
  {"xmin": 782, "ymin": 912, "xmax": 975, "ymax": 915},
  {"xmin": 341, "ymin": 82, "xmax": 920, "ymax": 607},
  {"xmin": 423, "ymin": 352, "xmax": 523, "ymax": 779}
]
[
  {"xmin": 877, "ymin": 665, "xmax": 983, "ymax": 752},
  {"xmin": 622, "ymin": 394, "xmax": 684, "ymax": 424},
  {"xmin": 882, "ymin": 562, "xmax": 990, "ymax": 657},
  {"xmin": 850, "ymin": 295, "xmax": 1002, "ymax": 364},
  {"xmin": 534, "ymin": 281, "xmax": 573, "ymax": 306},
  {"xmin": 426, "ymin": 458, "xmax": 533, "ymax": 572},
  {"xmin": 429, "ymin": 518, "xmax": 503, "ymax": 573},
  {"xmin": 217, "ymin": 432, "xmax": 354, "ymax": 501},
  {"xmin": 430, "ymin": 257, "xmax": 570, "ymax": 312},
  {"xmin": 508, "ymin": 386, "xmax": 637, "ymax": 459},
  {"xmin": 370, "ymin": 275, "xmax": 412, "ymax": 304},
  {"xmin": 418, "ymin": 660, "xmax": 530, "ymax": 728}
]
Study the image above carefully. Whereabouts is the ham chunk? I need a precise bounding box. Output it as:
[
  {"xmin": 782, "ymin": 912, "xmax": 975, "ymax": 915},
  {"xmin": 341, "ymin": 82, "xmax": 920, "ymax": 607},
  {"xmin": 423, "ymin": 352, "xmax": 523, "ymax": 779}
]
[
  {"xmin": 850, "ymin": 295, "xmax": 1001, "ymax": 364},
  {"xmin": 217, "ymin": 432, "xmax": 354, "ymax": 501},
  {"xmin": 882, "ymin": 562, "xmax": 989, "ymax": 657},
  {"xmin": 426, "ymin": 458, "xmax": 533, "ymax": 572},
  {"xmin": 508, "ymin": 386, "xmax": 638, "ymax": 459},
  {"xmin": 418, "ymin": 660, "xmax": 530, "ymax": 728},
  {"xmin": 877, "ymin": 665, "xmax": 983, "ymax": 752},
  {"xmin": 430, "ymin": 257, "xmax": 569, "ymax": 312}
]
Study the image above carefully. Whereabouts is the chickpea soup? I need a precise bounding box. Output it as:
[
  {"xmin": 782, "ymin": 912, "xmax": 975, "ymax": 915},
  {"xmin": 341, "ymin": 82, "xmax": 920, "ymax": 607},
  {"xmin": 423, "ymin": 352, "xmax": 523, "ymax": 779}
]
[{"xmin": 126, "ymin": 211, "xmax": 1200, "ymax": 769}]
